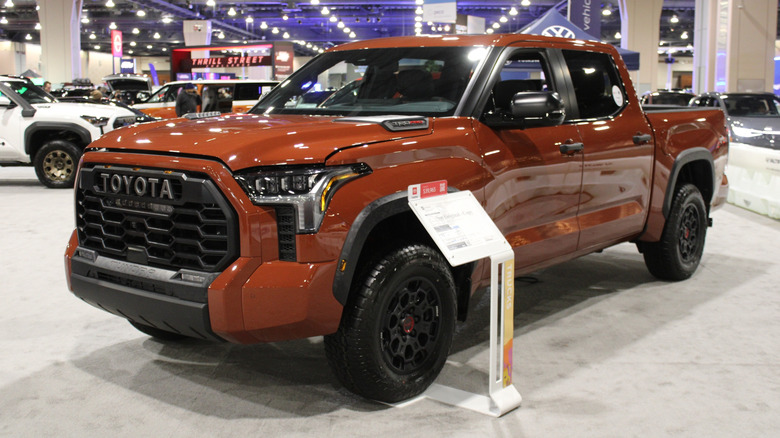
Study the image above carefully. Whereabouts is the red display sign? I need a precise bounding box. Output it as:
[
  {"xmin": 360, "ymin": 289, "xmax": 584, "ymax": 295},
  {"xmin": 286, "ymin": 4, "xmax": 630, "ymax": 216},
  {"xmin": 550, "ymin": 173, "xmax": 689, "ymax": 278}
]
[
  {"xmin": 111, "ymin": 30, "xmax": 123, "ymax": 58},
  {"xmin": 408, "ymin": 180, "xmax": 448, "ymax": 200}
]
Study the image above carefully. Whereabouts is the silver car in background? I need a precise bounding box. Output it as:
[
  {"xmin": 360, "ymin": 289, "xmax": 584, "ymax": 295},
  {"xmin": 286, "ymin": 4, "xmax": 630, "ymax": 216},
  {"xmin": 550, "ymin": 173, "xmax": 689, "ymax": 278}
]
[{"xmin": 690, "ymin": 92, "xmax": 780, "ymax": 149}]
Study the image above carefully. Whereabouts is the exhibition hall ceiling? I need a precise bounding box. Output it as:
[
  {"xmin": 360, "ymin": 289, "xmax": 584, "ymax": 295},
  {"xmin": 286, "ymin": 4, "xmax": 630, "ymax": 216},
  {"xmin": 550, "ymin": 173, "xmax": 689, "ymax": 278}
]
[{"xmin": 0, "ymin": 0, "xmax": 764, "ymax": 57}]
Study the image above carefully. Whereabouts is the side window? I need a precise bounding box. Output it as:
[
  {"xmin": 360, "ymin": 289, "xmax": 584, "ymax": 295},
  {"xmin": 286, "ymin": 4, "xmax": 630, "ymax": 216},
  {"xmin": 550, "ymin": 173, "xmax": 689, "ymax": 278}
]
[
  {"xmin": 165, "ymin": 85, "xmax": 185, "ymax": 102},
  {"xmin": 562, "ymin": 50, "xmax": 625, "ymax": 119},
  {"xmin": 482, "ymin": 51, "xmax": 551, "ymax": 120},
  {"xmin": 234, "ymin": 83, "xmax": 261, "ymax": 101},
  {"xmin": 146, "ymin": 85, "xmax": 169, "ymax": 103}
]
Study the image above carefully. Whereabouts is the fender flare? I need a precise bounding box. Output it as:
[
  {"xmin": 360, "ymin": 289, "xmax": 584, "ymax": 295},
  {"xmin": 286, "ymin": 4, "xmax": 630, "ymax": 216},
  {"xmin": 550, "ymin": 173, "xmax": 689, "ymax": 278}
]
[
  {"xmin": 331, "ymin": 192, "xmax": 412, "ymax": 305},
  {"xmin": 663, "ymin": 147, "xmax": 715, "ymax": 218},
  {"xmin": 24, "ymin": 122, "xmax": 92, "ymax": 157}
]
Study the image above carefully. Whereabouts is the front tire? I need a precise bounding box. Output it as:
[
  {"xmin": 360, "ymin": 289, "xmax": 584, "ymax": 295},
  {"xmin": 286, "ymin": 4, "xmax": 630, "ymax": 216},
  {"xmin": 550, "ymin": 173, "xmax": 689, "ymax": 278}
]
[
  {"xmin": 33, "ymin": 140, "xmax": 81, "ymax": 188},
  {"xmin": 642, "ymin": 183, "xmax": 708, "ymax": 281},
  {"xmin": 324, "ymin": 244, "xmax": 456, "ymax": 403}
]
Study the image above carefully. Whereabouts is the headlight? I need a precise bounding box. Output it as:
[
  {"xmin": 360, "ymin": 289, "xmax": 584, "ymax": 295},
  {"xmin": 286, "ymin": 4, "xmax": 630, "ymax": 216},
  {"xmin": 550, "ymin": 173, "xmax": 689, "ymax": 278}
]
[
  {"xmin": 80, "ymin": 115, "xmax": 109, "ymax": 127},
  {"xmin": 731, "ymin": 126, "xmax": 762, "ymax": 138},
  {"xmin": 235, "ymin": 163, "xmax": 371, "ymax": 233},
  {"xmin": 113, "ymin": 115, "xmax": 137, "ymax": 128}
]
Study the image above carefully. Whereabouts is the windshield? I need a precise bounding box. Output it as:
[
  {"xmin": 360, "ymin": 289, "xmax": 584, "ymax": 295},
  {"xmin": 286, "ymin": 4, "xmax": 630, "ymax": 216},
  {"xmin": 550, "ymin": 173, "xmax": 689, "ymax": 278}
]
[
  {"xmin": 1, "ymin": 80, "xmax": 54, "ymax": 104},
  {"xmin": 251, "ymin": 46, "xmax": 484, "ymax": 117},
  {"xmin": 723, "ymin": 95, "xmax": 780, "ymax": 117}
]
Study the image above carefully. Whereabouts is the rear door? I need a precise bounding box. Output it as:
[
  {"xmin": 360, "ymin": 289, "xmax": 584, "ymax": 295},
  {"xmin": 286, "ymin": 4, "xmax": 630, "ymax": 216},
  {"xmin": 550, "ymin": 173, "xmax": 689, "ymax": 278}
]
[
  {"xmin": 474, "ymin": 48, "xmax": 584, "ymax": 269},
  {"xmin": 560, "ymin": 49, "xmax": 654, "ymax": 250}
]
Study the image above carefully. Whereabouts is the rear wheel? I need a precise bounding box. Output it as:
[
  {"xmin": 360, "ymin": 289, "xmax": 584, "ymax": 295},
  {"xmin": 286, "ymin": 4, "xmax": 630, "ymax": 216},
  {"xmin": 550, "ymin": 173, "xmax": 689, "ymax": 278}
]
[
  {"xmin": 324, "ymin": 244, "xmax": 456, "ymax": 403},
  {"xmin": 33, "ymin": 140, "xmax": 81, "ymax": 188},
  {"xmin": 129, "ymin": 321, "xmax": 188, "ymax": 341},
  {"xmin": 642, "ymin": 183, "xmax": 708, "ymax": 281}
]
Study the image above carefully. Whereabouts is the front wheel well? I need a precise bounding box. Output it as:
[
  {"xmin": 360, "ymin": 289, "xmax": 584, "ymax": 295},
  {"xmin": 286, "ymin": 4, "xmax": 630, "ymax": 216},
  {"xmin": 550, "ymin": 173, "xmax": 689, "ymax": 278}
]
[
  {"xmin": 347, "ymin": 211, "xmax": 474, "ymax": 322},
  {"xmin": 27, "ymin": 129, "xmax": 89, "ymax": 161}
]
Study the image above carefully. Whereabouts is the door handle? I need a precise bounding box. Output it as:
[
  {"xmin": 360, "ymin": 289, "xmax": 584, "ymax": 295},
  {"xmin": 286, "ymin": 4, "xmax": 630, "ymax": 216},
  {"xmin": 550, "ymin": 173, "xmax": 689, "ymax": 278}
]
[
  {"xmin": 633, "ymin": 133, "xmax": 652, "ymax": 145},
  {"xmin": 560, "ymin": 142, "xmax": 584, "ymax": 154}
]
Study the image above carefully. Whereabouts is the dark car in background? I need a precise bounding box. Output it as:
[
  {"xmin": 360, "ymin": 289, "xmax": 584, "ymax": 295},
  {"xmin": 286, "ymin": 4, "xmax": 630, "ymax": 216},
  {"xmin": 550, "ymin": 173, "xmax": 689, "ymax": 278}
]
[
  {"xmin": 640, "ymin": 89, "xmax": 696, "ymax": 106},
  {"xmin": 690, "ymin": 92, "xmax": 780, "ymax": 149}
]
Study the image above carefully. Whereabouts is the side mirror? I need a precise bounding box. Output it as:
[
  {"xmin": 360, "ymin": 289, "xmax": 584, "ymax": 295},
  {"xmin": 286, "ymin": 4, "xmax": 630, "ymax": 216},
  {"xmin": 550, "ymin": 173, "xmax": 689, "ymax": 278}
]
[
  {"xmin": 510, "ymin": 91, "xmax": 565, "ymax": 127},
  {"xmin": 0, "ymin": 95, "xmax": 15, "ymax": 107}
]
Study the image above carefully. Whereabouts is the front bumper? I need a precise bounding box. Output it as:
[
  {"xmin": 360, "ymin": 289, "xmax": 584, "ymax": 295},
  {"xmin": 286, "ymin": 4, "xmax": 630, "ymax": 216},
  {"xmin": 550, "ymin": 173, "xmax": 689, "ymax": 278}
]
[{"xmin": 65, "ymin": 150, "xmax": 345, "ymax": 345}]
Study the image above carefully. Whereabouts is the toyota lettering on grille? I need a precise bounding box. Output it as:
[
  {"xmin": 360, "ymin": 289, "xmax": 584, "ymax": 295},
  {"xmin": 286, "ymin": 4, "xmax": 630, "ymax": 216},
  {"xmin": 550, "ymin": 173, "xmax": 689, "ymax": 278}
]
[{"xmin": 96, "ymin": 173, "xmax": 175, "ymax": 200}]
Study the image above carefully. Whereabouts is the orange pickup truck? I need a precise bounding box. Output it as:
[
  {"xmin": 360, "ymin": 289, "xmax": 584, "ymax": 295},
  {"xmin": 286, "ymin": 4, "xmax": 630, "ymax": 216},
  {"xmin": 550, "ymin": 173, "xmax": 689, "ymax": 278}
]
[{"xmin": 65, "ymin": 34, "xmax": 728, "ymax": 403}]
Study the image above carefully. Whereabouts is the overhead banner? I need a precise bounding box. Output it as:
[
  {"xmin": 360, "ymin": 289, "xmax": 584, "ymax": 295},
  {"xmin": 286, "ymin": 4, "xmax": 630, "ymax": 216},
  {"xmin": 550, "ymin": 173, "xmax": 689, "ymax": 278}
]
[
  {"xmin": 111, "ymin": 30, "xmax": 122, "ymax": 58},
  {"xmin": 423, "ymin": 0, "xmax": 457, "ymax": 24},
  {"xmin": 568, "ymin": 0, "xmax": 600, "ymax": 39}
]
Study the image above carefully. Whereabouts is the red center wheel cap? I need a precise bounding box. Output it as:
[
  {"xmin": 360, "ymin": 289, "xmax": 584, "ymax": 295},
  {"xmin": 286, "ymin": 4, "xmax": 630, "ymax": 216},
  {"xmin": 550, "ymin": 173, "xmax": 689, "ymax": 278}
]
[{"xmin": 401, "ymin": 316, "xmax": 415, "ymax": 334}]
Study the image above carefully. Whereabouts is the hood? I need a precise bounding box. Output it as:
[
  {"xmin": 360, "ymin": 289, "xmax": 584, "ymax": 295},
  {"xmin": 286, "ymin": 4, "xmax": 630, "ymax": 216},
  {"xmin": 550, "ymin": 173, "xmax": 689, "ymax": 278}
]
[
  {"xmin": 729, "ymin": 116, "xmax": 780, "ymax": 149},
  {"xmin": 34, "ymin": 102, "xmax": 135, "ymax": 118},
  {"xmin": 90, "ymin": 114, "xmax": 433, "ymax": 170}
]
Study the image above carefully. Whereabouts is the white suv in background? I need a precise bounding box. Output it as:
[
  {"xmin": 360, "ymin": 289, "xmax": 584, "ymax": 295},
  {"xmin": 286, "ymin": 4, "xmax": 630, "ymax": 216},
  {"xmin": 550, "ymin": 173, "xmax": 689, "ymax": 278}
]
[{"xmin": 0, "ymin": 76, "xmax": 139, "ymax": 187}]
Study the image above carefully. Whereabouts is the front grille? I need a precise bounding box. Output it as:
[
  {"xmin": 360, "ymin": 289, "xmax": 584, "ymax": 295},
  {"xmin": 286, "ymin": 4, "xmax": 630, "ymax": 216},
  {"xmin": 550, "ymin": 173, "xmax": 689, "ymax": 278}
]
[
  {"xmin": 76, "ymin": 165, "xmax": 238, "ymax": 272},
  {"xmin": 276, "ymin": 206, "xmax": 297, "ymax": 261}
]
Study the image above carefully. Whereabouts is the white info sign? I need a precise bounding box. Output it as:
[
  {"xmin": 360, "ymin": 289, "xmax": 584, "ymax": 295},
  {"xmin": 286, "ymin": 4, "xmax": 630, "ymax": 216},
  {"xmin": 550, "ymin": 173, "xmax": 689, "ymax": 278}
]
[{"xmin": 408, "ymin": 189, "xmax": 511, "ymax": 267}]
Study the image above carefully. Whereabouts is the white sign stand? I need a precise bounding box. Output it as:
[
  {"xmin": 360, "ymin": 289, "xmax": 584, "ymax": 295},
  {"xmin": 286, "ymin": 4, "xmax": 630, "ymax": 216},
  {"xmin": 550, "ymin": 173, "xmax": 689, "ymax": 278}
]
[{"xmin": 406, "ymin": 186, "xmax": 522, "ymax": 417}]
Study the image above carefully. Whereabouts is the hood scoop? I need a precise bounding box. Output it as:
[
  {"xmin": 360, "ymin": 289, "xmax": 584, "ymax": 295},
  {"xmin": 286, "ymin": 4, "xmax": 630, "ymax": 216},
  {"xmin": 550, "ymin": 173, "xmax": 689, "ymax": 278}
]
[{"xmin": 334, "ymin": 115, "xmax": 429, "ymax": 132}]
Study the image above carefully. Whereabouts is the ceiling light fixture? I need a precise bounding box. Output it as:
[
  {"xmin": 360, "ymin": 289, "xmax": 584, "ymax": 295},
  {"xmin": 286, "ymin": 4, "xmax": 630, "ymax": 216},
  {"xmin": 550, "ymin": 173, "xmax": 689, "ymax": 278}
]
[
  {"xmin": 130, "ymin": 41, "xmax": 136, "ymax": 46},
  {"xmin": 282, "ymin": 32, "xmax": 290, "ymax": 38},
  {"xmin": 162, "ymin": 16, "xmax": 172, "ymax": 24},
  {"xmin": 416, "ymin": 0, "xmax": 423, "ymax": 4},
  {"xmin": 329, "ymin": 15, "xmax": 337, "ymax": 23},
  {"xmin": 4, "ymin": 0, "xmax": 14, "ymax": 8},
  {"xmin": 311, "ymin": 0, "xmax": 319, "ymax": 4},
  {"xmin": 218, "ymin": 32, "xmax": 225, "ymax": 39},
  {"xmin": 146, "ymin": 45, "xmax": 152, "ymax": 49},
  {"xmin": 272, "ymin": 27, "xmax": 279, "ymax": 34},
  {"xmin": 509, "ymin": 7, "xmax": 518, "ymax": 16},
  {"xmin": 246, "ymin": 16, "xmax": 253, "ymax": 23},
  {"xmin": 35, "ymin": 22, "xmax": 41, "ymax": 30},
  {"xmin": 89, "ymin": 33, "xmax": 96, "ymax": 39},
  {"xmin": 109, "ymin": 22, "xmax": 117, "ymax": 29},
  {"xmin": 162, "ymin": 47, "xmax": 167, "ymax": 52},
  {"xmin": 486, "ymin": 28, "xmax": 494, "ymax": 34},
  {"xmin": 283, "ymin": 14, "xmax": 289, "ymax": 20},
  {"xmin": 260, "ymin": 21, "xmax": 268, "ymax": 29},
  {"xmin": 602, "ymin": 7, "xmax": 612, "ymax": 16},
  {"xmin": 681, "ymin": 31, "xmax": 689, "ymax": 39},
  {"xmin": 95, "ymin": 45, "xmax": 101, "ymax": 50},
  {"xmin": 349, "ymin": 32, "xmax": 356, "ymax": 38},
  {"xmin": 228, "ymin": 7, "xmax": 236, "ymax": 16},
  {"xmin": 206, "ymin": 0, "xmax": 215, "ymax": 7},
  {"xmin": 0, "ymin": 17, "xmax": 7, "ymax": 24},
  {"xmin": 670, "ymin": 15, "xmax": 679, "ymax": 24},
  {"xmin": 492, "ymin": 22, "xmax": 500, "ymax": 29},
  {"xmin": 25, "ymin": 34, "xmax": 32, "ymax": 40},
  {"xmin": 499, "ymin": 15, "xmax": 508, "ymax": 23},
  {"xmin": 343, "ymin": 27, "xmax": 350, "ymax": 33},
  {"xmin": 137, "ymin": 10, "xmax": 146, "ymax": 17},
  {"xmin": 521, "ymin": 0, "xmax": 531, "ymax": 6},
  {"xmin": 132, "ymin": 28, "xmax": 140, "ymax": 34},
  {"xmin": 415, "ymin": 7, "xmax": 423, "ymax": 14},
  {"xmin": 615, "ymin": 31, "xmax": 621, "ymax": 39},
  {"xmin": 128, "ymin": 50, "xmax": 134, "ymax": 54},
  {"xmin": 81, "ymin": 16, "xmax": 89, "ymax": 24},
  {"xmin": 105, "ymin": 0, "xmax": 114, "ymax": 7},
  {"xmin": 321, "ymin": 7, "xmax": 329, "ymax": 15},
  {"xmin": 337, "ymin": 20, "xmax": 345, "ymax": 28},
  {"xmin": 153, "ymin": 32, "xmax": 160, "ymax": 39}
]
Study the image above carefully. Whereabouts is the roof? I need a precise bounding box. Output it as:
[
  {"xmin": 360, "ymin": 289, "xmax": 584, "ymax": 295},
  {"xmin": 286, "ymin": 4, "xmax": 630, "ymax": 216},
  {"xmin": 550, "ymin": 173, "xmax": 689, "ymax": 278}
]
[{"xmin": 331, "ymin": 33, "xmax": 615, "ymax": 52}]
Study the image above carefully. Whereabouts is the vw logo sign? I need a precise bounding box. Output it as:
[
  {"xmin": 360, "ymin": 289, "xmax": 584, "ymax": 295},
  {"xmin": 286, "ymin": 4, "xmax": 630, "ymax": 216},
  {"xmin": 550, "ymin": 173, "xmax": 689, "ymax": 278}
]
[{"xmin": 542, "ymin": 25, "xmax": 576, "ymax": 39}]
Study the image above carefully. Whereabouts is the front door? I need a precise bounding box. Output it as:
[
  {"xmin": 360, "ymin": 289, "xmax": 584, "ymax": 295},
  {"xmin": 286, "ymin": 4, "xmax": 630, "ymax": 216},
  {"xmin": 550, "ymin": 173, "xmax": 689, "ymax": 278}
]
[{"xmin": 476, "ymin": 48, "xmax": 584, "ymax": 270}]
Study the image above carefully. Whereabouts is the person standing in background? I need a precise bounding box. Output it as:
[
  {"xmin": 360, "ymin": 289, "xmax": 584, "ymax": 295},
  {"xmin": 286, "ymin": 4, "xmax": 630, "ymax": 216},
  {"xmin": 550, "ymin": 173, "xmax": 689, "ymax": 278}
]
[
  {"xmin": 175, "ymin": 83, "xmax": 201, "ymax": 116},
  {"xmin": 43, "ymin": 81, "xmax": 51, "ymax": 93}
]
